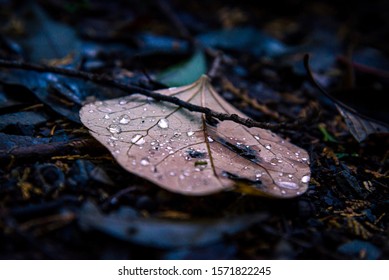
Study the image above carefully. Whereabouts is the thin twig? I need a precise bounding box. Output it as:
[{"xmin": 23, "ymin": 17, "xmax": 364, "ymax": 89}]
[
  {"xmin": 0, "ymin": 138, "xmax": 103, "ymax": 164},
  {"xmin": 155, "ymin": 0, "xmax": 192, "ymax": 41},
  {"xmin": 0, "ymin": 59, "xmax": 304, "ymax": 130}
]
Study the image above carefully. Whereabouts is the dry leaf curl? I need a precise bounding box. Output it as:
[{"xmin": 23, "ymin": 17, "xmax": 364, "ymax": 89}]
[{"xmin": 80, "ymin": 75, "xmax": 310, "ymax": 198}]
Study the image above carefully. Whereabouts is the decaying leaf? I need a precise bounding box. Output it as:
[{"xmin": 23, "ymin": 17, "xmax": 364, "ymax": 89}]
[
  {"xmin": 79, "ymin": 75, "xmax": 310, "ymax": 198},
  {"xmin": 336, "ymin": 105, "xmax": 389, "ymax": 142},
  {"xmin": 78, "ymin": 201, "xmax": 267, "ymax": 249}
]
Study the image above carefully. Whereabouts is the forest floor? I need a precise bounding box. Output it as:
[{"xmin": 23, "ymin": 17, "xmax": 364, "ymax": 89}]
[{"xmin": 0, "ymin": 0, "xmax": 388, "ymax": 259}]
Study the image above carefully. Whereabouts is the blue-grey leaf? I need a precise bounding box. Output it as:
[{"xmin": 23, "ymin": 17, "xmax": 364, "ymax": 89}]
[{"xmin": 157, "ymin": 50, "xmax": 207, "ymax": 87}]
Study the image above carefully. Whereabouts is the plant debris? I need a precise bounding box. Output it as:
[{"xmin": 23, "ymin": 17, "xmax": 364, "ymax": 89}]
[{"xmin": 0, "ymin": 0, "xmax": 388, "ymax": 260}]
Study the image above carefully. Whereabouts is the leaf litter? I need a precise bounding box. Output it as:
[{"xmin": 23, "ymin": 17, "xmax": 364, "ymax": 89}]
[
  {"xmin": 78, "ymin": 201, "xmax": 267, "ymax": 249},
  {"xmin": 80, "ymin": 75, "xmax": 310, "ymax": 198}
]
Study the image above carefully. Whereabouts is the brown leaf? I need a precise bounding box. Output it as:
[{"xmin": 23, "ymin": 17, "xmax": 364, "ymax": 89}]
[{"xmin": 79, "ymin": 75, "xmax": 310, "ymax": 198}]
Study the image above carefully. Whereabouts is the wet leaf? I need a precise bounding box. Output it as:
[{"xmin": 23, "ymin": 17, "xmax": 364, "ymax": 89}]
[
  {"xmin": 78, "ymin": 201, "xmax": 267, "ymax": 249},
  {"xmin": 79, "ymin": 75, "xmax": 310, "ymax": 198}
]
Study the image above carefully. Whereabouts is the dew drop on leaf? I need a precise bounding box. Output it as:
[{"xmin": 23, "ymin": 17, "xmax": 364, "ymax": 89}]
[
  {"xmin": 119, "ymin": 114, "xmax": 130, "ymax": 124},
  {"xmin": 301, "ymin": 175, "xmax": 310, "ymax": 183},
  {"xmin": 140, "ymin": 158, "xmax": 150, "ymax": 166},
  {"xmin": 277, "ymin": 181, "xmax": 299, "ymax": 189},
  {"xmin": 187, "ymin": 131, "xmax": 195, "ymax": 136},
  {"xmin": 158, "ymin": 118, "xmax": 169, "ymax": 129},
  {"xmin": 131, "ymin": 134, "xmax": 145, "ymax": 145},
  {"xmin": 107, "ymin": 124, "xmax": 121, "ymax": 134},
  {"xmin": 118, "ymin": 99, "xmax": 128, "ymax": 105},
  {"xmin": 99, "ymin": 106, "xmax": 112, "ymax": 113}
]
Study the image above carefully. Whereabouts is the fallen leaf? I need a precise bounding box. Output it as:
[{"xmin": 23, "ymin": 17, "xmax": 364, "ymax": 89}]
[
  {"xmin": 78, "ymin": 201, "xmax": 267, "ymax": 249},
  {"xmin": 79, "ymin": 75, "xmax": 310, "ymax": 198},
  {"xmin": 336, "ymin": 104, "xmax": 389, "ymax": 142},
  {"xmin": 157, "ymin": 49, "xmax": 207, "ymax": 87}
]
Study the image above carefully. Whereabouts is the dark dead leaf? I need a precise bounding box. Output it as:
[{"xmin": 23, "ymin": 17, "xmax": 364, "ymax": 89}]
[
  {"xmin": 0, "ymin": 70, "xmax": 124, "ymax": 123},
  {"xmin": 80, "ymin": 75, "xmax": 310, "ymax": 198},
  {"xmin": 336, "ymin": 104, "xmax": 389, "ymax": 142},
  {"xmin": 304, "ymin": 54, "xmax": 389, "ymax": 142},
  {"xmin": 78, "ymin": 201, "xmax": 267, "ymax": 249}
]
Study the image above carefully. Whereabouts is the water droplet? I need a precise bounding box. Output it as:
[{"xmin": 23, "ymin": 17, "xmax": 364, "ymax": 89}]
[
  {"xmin": 301, "ymin": 175, "xmax": 310, "ymax": 183},
  {"xmin": 281, "ymin": 190, "xmax": 286, "ymax": 195},
  {"xmin": 277, "ymin": 181, "xmax": 299, "ymax": 189},
  {"xmin": 103, "ymin": 114, "xmax": 110, "ymax": 119},
  {"xmin": 265, "ymin": 144, "xmax": 272, "ymax": 150},
  {"xmin": 169, "ymin": 171, "xmax": 176, "ymax": 176},
  {"xmin": 270, "ymin": 158, "xmax": 278, "ymax": 165},
  {"xmin": 140, "ymin": 158, "xmax": 150, "ymax": 166},
  {"xmin": 88, "ymin": 109, "xmax": 94, "ymax": 113},
  {"xmin": 254, "ymin": 135, "xmax": 260, "ymax": 140},
  {"xmin": 187, "ymin": 131, "xmax": 195, "ymax": 136},
  {"xmin": 131, "ymin": 134, "xmax": 145, "ymax": 145},
  {"xmin": 107, "ymin": 139, "xmax": 116, "ymax": 147},
  {"xmin": 207, "ymin": 136, "xmax": 214, "ymax": 142},
  {"xmin": 279, "ymin": 172, "xmax": 284, "ymax": 177},
  {"xmin": 288, "ymin": 174, "xmax": 293, "ymax": 178},
  {"xmin": 119, "ymin": 99, "xmax": 128, "ymax": 105},
  {"xmin": 119, "ymin": 114, "xmax": 130, "ymax": 124},
  {"xmin": 98, "ymin": 106, "xmax": 112, "ymax": 113},
  {"xmin": 255, "ymin": 173, "xmax": 262, "ymax": 178},
  {"xmin": 158, "ymin": 118, "xmax": 169, "ymax": 129},
  {"xmin": 107, "ymin": 124, "xmax": 121, "ymax": 134},
  {"xmin": 301, "ymin": 157, "xmax": 308, "ymax": 162}
]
